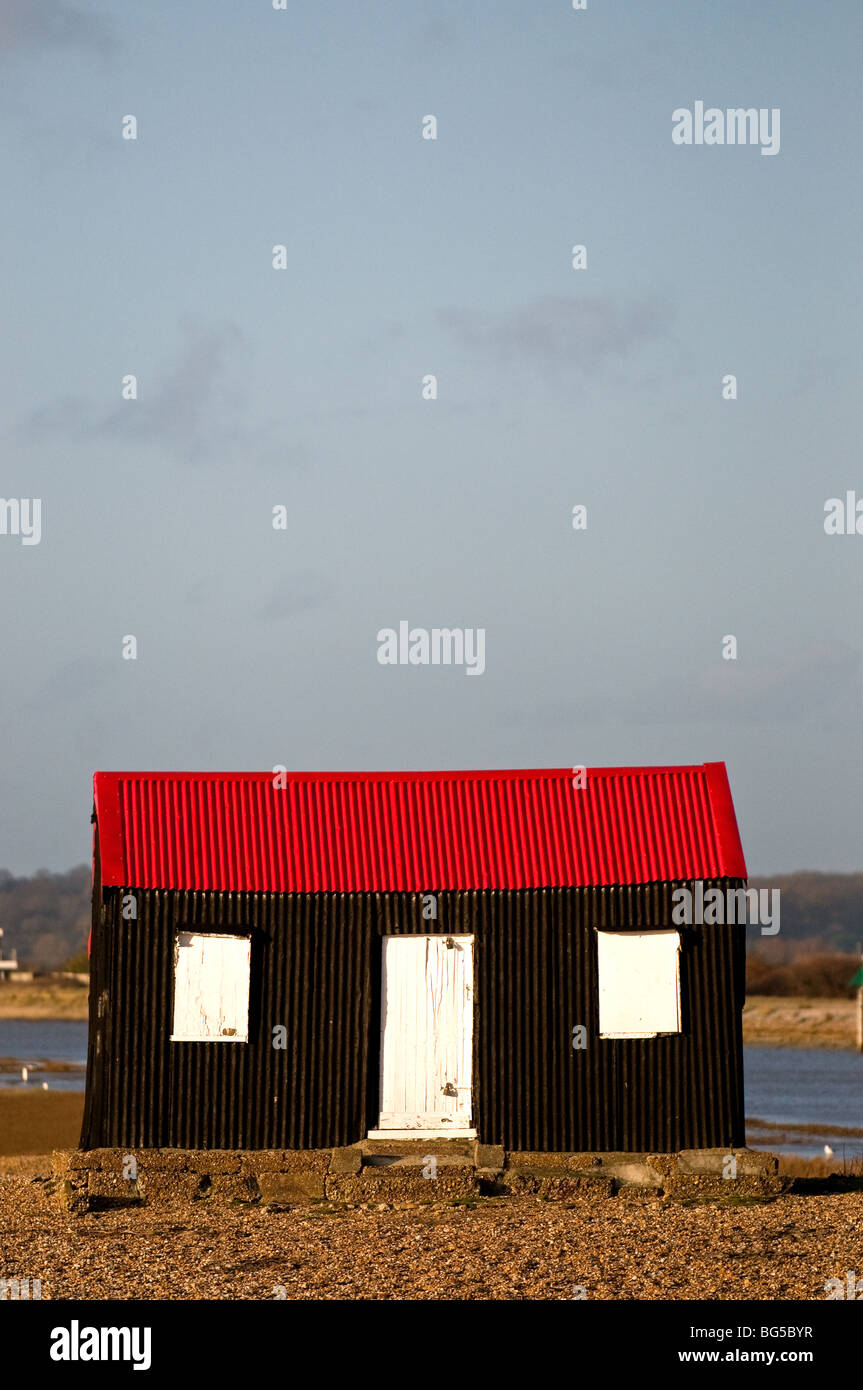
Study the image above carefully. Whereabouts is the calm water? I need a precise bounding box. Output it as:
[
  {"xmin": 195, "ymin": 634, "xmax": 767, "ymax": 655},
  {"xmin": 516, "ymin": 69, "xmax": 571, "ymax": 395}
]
[
  {"xmin": 743, "ymin": 1044, "xmax": 863, "ymax": 1159},
  {"xmin": 1, "ymin": 1025, "xmax": 862, "ymax": 1155},
  {"xmin": 0, "ymin": 1019, "xmax": 88, "ymax": 1091}
]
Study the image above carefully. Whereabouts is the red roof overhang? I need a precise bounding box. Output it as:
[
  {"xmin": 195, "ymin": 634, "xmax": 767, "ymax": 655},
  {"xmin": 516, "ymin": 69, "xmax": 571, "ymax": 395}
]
[{"xmin": 92, "ymin": 763, "xmax": 747, "ymax": 894}]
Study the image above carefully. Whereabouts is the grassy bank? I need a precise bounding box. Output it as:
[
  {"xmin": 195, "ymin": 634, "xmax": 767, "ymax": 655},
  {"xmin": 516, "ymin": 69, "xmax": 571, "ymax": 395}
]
[
  {"xmin": 0, "ymin": 980, "xmax": 89, "ymax": 1019},
  {"xmin": 743, "ymin": 994, "xmax": 859, "ymax": 1049}
]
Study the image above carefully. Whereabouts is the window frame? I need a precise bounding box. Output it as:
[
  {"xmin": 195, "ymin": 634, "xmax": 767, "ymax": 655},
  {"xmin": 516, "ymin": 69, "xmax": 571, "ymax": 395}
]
[
  {"xmin": 595, "ymin": 927, "xmax": 683, "ymax": 1040},
  {"xmin": 169, "ymin": 929, "xmax": 252, "ymax": 1044}
]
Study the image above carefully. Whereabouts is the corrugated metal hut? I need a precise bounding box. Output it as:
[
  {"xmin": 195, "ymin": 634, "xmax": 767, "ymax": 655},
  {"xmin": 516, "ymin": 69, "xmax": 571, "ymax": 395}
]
[{"xmin": 82, "ymin": 763, "xmax": 748, "ymax": 1153}]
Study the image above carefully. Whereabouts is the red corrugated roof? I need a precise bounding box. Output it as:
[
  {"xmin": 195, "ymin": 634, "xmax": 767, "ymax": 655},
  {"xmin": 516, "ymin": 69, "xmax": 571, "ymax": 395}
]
[{"xmin": 92, "ymin": 764, "xmax": 746, "ymax": 893}]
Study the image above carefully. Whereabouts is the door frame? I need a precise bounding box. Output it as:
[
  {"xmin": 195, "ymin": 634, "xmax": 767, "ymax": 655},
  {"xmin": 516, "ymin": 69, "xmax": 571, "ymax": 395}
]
[{"xmin": 367, "ymin": 933, "xmax": 476, "ymax": 1140}]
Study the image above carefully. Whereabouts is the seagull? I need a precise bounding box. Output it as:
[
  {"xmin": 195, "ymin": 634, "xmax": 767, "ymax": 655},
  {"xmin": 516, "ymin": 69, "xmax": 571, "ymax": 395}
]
[
  {"xmin": 824, "ymin": 1145, "xmax": 834, "ymax": 1157},
  {"xmin": 21, "ymin": 1066, "xmax": 28, "ymax": 1084},
  {"xmin": 42, "ymin": 1082, "xmax": 48, "ymax": 1091}
]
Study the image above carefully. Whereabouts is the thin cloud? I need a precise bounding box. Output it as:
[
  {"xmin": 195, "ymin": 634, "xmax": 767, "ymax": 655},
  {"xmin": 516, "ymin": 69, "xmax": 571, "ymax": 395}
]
[
  {"xmin": 439, "ymin": 294, "xmax": 675, "ymax": 375},
  {"xmin": 25, "ymin": 319, "xmax": 309, "ymax": 470},
  {"xmin": 93, "ymin": 320, "xmax": 245, "ymax": 463},
  {"xmin": 0, "ymin": 0, "xmax": 118, "ymax": 58},
  {"xmin": 31, "ymin": 658, "xmax": 116, "ymax": 712},
  {"xmin": 686, "ymin": 642, "xmax": 860, "ymax": 722},
  {"xmin": 407, "ymin": 15, "xmax": 459, "ymax": 60},
  {"xmin": 261, "ymin": 571, "xmax": 335, "ymax": 621},
  {"xmin": 505, "ymin": 642, "xmax": 860, "ymax": 728}
]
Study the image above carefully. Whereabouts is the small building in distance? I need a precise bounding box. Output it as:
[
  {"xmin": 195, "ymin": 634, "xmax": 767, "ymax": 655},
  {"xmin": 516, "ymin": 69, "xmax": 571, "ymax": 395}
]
[
  {"xmin": 0, "ymin": 926, "xmax": 18, "ymax": 981},
  {"xmin": 82, "ymin": 764, "xmax": 748, "ymax": 1153}
]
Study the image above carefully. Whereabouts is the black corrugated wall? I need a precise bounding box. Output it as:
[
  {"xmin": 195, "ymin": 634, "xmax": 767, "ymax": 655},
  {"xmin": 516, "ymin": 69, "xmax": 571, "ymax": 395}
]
[{"xmin": 80, "ymin": 876, "xmax": 746, "ymax": 1152}]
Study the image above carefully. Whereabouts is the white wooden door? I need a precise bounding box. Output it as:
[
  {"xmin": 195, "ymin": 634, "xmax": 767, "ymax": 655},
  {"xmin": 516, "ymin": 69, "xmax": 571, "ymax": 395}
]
[{"xmin": 375, "ymin": 935, "xmax": 474, "ymax": 1133}]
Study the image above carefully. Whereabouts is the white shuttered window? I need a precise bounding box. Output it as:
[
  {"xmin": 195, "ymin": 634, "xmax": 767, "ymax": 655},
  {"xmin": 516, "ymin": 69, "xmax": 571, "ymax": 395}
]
[
  {"xmin": 597, "ymin": 929, "xmax": 682, "ymax": 1039},
  {"xmin": 171, "ymin": 931, "xmax": 251, "ymax": 1042}
]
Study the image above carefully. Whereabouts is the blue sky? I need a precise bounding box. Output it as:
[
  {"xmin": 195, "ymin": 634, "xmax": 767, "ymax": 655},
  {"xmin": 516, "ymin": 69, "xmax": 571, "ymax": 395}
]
[{"xmin": 1, "ymin": 0, "xmax": 861, "ymax": 873}]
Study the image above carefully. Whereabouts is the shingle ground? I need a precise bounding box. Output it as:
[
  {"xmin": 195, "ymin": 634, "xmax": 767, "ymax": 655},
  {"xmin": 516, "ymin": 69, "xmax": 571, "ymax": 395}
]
[{"xmin": 1, "ymin": 1161, "xmax": 860, "ymax": 1301}]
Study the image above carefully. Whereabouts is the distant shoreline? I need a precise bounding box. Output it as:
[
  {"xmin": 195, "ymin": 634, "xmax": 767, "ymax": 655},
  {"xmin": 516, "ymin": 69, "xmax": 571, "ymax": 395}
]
[
  {"xmin": 1, "ymin": 984, "xmax": 862, "ymax": 1051},
  {"xmin": 742, "ymin": 994, "xmax": 861, "ymax": 1051},
  {"xmin": 0, "ymin": 980, "xmax": 89, "ymax": 1020}
]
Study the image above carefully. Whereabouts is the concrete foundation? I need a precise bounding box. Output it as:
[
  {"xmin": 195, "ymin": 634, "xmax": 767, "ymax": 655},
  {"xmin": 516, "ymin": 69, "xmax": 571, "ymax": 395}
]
[{"xmin": 51, "ymin": 1140, "xmax": 788, "ymax": 1212}]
